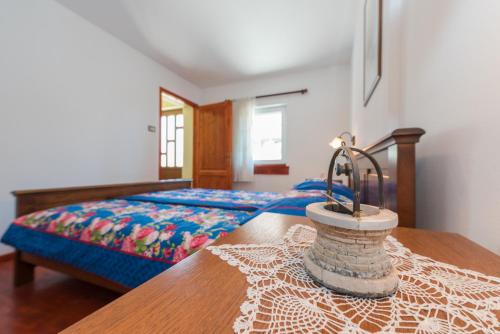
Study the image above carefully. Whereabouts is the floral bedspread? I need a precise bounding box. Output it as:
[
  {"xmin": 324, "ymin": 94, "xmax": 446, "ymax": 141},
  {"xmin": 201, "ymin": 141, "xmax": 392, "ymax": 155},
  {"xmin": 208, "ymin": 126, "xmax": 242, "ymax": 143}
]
[
  {"xmin": 8, "ymin": 199, "xmax": 252, "ymax": 262},
  {"xmin": 124, "ymin": 188, "xmax": 326, "ymax": 211},
  {"xmin": 125, "ymin": 188, "xmax": 284, "ymax": 210},
  {"xmin": 1, "ymin": 200, "xmax": 253, "ymax": 287}
]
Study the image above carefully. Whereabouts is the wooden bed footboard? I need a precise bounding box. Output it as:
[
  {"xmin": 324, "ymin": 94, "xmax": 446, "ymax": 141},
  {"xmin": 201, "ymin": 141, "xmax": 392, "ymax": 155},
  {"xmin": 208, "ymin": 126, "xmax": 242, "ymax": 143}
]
[
  {"xmin": 11, "ymin": 179, "xmax": 191, "ymax": 291},
  {"xmin": 14, "ymin": 251, "xmax": 130, "ymax": 293}
]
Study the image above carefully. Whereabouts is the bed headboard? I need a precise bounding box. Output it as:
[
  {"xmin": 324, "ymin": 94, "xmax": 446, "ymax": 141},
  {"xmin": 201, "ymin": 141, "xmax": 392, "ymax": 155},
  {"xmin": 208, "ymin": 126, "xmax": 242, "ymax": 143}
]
[{"xmin": 355, "ymin": 128, "xmax": 425, "ymax": 228}]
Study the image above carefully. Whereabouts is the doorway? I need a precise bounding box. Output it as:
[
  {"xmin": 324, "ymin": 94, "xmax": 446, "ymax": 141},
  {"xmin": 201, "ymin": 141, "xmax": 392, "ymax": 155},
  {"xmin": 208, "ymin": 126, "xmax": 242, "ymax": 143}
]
[
  {"xmin": 159, "ymin": 87, "xmax": 233, "ymax": 189},
  {"xmin": 159, "ymin": 88, "xmax": 195, "ymax": 180}
]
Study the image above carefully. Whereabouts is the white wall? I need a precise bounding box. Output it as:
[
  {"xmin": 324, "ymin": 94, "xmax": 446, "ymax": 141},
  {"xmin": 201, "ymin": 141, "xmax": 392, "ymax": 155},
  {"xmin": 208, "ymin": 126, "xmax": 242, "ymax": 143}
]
[
  {"xmin": 351, "ymin": 0, "xmax": 403, "ymax": 148},
  {"xmin": 0, "ymin": 0, "xmax": 201, "ymax": 254},
  {"xmin": 351, "ymin": 0, "xmax": 500, "ymax": 254},
  {"xmin": 401, "ymin": 0, "xmax": 500, "ymax": 254},
  {"xmin": 203, "ymin": 66, "xmax": 351, "ymax": 192}
]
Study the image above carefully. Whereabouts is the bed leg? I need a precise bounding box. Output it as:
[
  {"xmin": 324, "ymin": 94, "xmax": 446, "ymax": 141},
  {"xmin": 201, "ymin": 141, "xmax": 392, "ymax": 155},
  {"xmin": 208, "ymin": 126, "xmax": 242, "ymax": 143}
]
[{"xmin": 14, "ymin": 251, "xmax": 35, "ymax": 286}]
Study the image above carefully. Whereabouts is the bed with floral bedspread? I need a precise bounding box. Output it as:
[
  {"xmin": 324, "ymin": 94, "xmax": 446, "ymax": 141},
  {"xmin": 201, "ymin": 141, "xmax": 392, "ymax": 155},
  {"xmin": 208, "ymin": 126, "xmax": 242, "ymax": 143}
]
[
  {"xmin": 1, "ymin": 184, "xmax": 352, "ymax": 288},
  {"xmin": 1, "ymin": 199, "xmax": 253, "ymax": 287}
]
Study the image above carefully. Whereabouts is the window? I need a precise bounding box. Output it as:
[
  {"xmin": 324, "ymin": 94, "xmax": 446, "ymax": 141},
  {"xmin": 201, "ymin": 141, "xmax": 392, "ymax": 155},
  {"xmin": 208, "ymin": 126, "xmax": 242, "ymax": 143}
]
[
  {"xmin": 160, "ymin": 110, "xmax": 184, "ymax": 168},
  {"xmin": 252, "ymin": 104, "xmax": 286, "ymax": 164}
]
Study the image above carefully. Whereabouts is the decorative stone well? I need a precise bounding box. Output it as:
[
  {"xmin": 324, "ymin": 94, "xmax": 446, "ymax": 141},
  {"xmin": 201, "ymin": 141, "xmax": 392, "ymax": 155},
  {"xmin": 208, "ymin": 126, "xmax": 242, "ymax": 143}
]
[{"xmin": 304, "ymin": 144, "xmax": 399, "ymax": 298}]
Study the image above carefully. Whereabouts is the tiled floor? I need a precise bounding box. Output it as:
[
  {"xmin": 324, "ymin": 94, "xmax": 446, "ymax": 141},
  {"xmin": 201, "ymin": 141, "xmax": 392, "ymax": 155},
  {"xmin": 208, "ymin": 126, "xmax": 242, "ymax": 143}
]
[{"xmin": 0, "ymin": 259, "xmax": 118, "ymax": 333}]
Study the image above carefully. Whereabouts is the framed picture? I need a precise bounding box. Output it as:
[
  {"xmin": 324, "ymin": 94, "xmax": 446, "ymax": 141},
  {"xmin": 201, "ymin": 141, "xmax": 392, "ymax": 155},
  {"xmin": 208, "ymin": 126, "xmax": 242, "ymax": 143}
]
[{"xmin": 363, "ymin": 0, "xmax": 382, "ymax": 106}]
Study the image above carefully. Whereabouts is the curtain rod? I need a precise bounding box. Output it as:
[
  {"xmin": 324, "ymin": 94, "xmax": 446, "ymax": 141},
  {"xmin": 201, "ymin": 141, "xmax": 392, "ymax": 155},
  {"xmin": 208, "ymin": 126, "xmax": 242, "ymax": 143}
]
[{"xmin": 256, "ymin": 89, "xmax": 308, "ymax": 99}]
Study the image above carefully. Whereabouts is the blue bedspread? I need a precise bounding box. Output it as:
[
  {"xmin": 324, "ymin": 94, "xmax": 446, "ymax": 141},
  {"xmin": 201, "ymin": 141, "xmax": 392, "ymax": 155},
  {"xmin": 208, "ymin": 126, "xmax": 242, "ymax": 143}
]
[
  {"xmin": 257, "ymin": 195, "xmax": 327, "ymax": 216},
  {"xmin": 1, "ymin": 200, "xmax": 253, "ymax": 287},
  {"xmin": 125, "ymin": 188, "xmax": 350, "ymax": 217},
  {"xmin": 124, "ymin": 188, "xmax": 335, "ymax": 212},
  {"xmin": 125, "ymin": 188, "xmax": 284, "ymax": 211}
]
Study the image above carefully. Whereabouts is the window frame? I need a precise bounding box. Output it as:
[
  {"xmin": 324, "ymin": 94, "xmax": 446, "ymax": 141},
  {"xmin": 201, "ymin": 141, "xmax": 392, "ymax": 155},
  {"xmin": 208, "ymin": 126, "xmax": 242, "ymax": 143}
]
[
  {"xmin": 160, "ymin": 109, "xmax": 184, "ymax": 169},
  {"xmin": 252, "ymin": 104, "xmax": 287, "ymax": 165}
]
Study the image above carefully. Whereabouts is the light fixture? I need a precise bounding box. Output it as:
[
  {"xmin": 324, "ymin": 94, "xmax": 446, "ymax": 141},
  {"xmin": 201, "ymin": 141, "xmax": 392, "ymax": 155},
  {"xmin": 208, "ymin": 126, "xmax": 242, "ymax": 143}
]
[{"xmin": 329, "ymin": 131, "xmax": 356, "ymax": 149}]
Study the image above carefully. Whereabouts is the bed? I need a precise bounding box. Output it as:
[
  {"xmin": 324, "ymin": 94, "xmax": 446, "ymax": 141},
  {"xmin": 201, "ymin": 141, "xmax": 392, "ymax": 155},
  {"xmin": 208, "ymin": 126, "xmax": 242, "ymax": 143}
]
[
  {"xmin": 2, "ymin": 128, "xmax": 424, "ymax": 293},
  {"xmin": 1, "ymin": 184, "xmax": 346, "ymax": 291},
  {"xmin": 2, "ymin": 199, "xmax": 253, "ymax": 288}
]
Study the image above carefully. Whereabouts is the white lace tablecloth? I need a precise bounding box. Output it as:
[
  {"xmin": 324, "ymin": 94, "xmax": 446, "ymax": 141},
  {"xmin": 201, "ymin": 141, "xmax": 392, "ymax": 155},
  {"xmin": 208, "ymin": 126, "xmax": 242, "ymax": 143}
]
[{"xmin": 207, "ymin": 225, "xmax": 500, "ymax": 333}]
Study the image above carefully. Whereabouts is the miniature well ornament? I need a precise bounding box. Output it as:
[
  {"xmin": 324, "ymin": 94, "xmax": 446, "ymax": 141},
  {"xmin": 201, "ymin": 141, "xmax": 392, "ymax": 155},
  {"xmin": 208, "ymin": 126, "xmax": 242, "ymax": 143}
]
[{"xmin": 304, "ymin": 144, "xmax": 399, "ymax": 298}]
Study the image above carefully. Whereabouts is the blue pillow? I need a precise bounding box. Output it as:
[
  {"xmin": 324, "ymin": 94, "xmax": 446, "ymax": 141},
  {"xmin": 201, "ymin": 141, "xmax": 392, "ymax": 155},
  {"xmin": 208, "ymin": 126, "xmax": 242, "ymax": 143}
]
[{"xmin": 293, "ymin": 179, "xmax": 353, "ymax": 199}]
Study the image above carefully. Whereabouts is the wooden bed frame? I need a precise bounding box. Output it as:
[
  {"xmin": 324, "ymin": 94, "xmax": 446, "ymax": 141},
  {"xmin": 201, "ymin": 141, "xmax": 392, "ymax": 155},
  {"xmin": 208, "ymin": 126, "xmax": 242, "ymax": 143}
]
[
  {"xmin": 9, "ymin": 128, "xmax": 424, "ymax": 293},
  {"xmin": 12, "ymin": 179, "xmax": 191, "ymax": 293}
]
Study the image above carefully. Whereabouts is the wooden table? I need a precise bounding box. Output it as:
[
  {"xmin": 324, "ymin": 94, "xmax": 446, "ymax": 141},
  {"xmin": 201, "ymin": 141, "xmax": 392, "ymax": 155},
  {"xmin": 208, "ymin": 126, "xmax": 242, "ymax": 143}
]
[{"xmin": 62, "ymin": 213, "xmax": 500, "ymax": 333}]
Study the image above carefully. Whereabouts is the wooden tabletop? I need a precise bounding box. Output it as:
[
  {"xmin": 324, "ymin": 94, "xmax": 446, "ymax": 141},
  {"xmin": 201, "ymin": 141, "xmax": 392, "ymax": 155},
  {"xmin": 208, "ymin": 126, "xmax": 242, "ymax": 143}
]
[{"xmin": 62, "ymin": 213, "xmax": 500, "ymax": 334}]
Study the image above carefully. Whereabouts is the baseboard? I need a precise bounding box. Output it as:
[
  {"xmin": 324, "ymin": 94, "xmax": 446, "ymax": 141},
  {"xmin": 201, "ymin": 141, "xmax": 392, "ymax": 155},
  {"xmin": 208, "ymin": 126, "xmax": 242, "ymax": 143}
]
[{"xmin": 0, "ymin": 252, "xmax": 15, "ymax": 263}]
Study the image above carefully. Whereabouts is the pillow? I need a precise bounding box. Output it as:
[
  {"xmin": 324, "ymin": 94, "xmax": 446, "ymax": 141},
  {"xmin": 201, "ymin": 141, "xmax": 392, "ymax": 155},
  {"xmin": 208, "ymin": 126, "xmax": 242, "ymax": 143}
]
[
  {"xmin": 293, "ymin": 178, "xmax": 328, "ymax": 190},
  {"xmin": 293, "ymin": 179, "xmax": 353, "ymax": 199}
]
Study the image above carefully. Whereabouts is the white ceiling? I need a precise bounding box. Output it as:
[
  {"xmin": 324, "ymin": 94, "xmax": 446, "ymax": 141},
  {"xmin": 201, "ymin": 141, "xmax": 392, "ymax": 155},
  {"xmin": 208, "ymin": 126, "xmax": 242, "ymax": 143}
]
[{"xmin": 55, "ymin": 0, "xmax": 358, "ymax": 88}]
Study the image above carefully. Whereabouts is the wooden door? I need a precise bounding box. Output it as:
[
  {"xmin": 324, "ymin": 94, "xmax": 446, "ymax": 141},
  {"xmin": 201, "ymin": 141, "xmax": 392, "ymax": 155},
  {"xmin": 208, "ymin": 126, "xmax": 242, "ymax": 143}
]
[{"xmin": 193, "ymin": 101, "xmax": 232, "ymax": 189}]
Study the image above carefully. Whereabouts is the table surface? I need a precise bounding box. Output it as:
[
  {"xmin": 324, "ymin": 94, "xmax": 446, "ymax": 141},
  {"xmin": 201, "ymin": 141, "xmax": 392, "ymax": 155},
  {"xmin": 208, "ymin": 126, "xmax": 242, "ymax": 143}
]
[{"xmin": 62, "ymin": 213, "xmax": 500, "ymax": 334}]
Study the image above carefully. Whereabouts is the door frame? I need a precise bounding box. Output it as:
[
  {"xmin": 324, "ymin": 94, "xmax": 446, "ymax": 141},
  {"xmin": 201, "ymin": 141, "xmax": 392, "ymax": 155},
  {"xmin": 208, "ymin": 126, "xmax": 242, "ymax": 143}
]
[{"xmin": 158, "ymin": 87, "xmax": 199, "ymax": 181}]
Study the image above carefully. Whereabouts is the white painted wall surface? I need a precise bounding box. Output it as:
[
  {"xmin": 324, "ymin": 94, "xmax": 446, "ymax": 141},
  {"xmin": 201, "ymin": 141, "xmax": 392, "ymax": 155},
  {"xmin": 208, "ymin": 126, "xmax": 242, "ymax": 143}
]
[
  {"xmin": 400, "ymin": 0, "xmax": 500, "ymax": 254},
  {"xmin": 0, "ymin": 0, "xmax": 201, "ymax": 254},
  {"xmin": 203, "ymin": 67, "xmax": 351, "ymax": 192},
  {"xmin": 351, "ymin": 0, "xmax": 500, "ymax": 254},
  {"xmin": 351, "ymin": 0, "xmax": 403, "ymax": 148}
]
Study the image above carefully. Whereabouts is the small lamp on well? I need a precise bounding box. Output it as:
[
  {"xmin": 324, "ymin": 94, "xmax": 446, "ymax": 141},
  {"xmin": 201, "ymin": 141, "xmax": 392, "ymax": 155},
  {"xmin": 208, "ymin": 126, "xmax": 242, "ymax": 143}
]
[{"xmin": 329, "ymin": 131, "xmax": 356, "ymax": 149}]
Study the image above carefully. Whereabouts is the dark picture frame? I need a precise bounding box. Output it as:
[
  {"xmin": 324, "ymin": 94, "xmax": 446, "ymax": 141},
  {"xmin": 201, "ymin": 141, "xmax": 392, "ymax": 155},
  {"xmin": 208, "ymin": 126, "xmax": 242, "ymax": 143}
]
[{"xmin": 363, "ymin": 0, "xmax": 383, "ymax": 106}]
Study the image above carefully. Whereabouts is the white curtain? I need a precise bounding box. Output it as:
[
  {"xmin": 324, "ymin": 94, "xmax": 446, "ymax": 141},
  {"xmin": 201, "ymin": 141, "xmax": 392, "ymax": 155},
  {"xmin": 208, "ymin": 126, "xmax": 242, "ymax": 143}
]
[{"xmin": 232, "ymin": 97, "xmax": 255, "ymax": 182}]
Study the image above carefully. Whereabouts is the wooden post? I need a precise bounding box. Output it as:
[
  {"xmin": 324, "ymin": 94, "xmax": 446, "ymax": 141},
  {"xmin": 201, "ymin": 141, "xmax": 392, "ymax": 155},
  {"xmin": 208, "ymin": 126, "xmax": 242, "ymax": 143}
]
[{"xmin": 14, "ymin": 251, "xmax": 35, "ymax": 286}]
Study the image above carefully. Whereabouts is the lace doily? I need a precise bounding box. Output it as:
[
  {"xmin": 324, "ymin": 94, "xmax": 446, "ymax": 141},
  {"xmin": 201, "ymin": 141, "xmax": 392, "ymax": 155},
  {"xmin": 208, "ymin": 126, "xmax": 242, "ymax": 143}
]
[{"xmin": 207, "ymin": 225, "xmax": 500, "ymax": 333}]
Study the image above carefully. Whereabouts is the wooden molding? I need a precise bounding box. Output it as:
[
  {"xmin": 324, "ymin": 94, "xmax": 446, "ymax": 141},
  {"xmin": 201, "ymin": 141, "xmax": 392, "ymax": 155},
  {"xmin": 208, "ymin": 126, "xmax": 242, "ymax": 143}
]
[
  {"xmin": 159, "ymin": 87, "xmax": 198, "ymax": 108},
  {"xmin": 362, "ymin": 128, "xmax": 425, "ymax": 155},
  {"xmin": 254, "ymin": 164, "xmax": 290, "ymax": 175}
]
